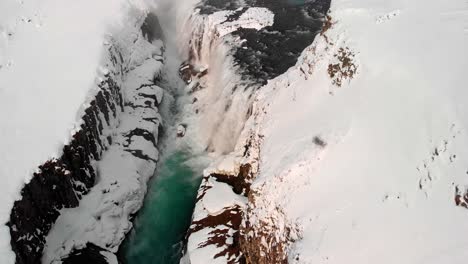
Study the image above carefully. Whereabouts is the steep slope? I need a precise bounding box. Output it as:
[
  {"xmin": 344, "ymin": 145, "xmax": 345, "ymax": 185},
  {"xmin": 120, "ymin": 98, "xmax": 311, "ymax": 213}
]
[
  {"xmin": 180, "ymin": 0, "xmax": 330, "ymax": 263},
  {"xmin": 183, "ymin": 0, "xmax": 468, "ymax": 263},
  {"xmin": 1, "ymin": 1, "xmax": 166, "ymax": 263},
  {"xmin": 40, "ymin": 15, "xmax": 165, "ymax": 263},
  {"xmin": 251, "ymin": 0, "xmax": 468, "ymax": 262},
  {"xmin": 2, "ymin": 0, "xmax": 467, "ymax": 263},
  {"xmin": 0, "ymin": 1, "xmax": 132, "ymax": 260}
]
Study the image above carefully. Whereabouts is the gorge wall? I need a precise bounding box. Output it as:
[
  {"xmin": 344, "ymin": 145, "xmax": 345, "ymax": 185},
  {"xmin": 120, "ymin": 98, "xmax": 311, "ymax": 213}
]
[
  {"xmin": 6, "ymin": 1, "xmax": 468, "ymax": 264},
  {"xmin": 180, "ymin": 0, "xmax": 331, "ymax": 263},
  {"xmin": 7, "ymin": 12, "xmax": 166, "ymax": 264},
  {"xmin": 6, "ymin": 0, "xmax": 330, "ymax": 263}
]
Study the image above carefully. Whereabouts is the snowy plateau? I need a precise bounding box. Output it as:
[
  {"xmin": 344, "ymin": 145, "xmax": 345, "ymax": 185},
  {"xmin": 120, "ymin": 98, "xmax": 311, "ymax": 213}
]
[{"xmin": 0, "ymin": 0, "xmax": 468, "ymax": 263}]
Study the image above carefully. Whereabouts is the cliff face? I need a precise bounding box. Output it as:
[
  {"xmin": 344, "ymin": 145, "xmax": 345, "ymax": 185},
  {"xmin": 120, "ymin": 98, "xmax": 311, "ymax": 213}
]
[
  {"xmin": 6, "ymin": 1, "xmax": 330, "ymax": 262},
  {"xmin": 195, "ymin": 0, "xmax": 331, "ymax": 85},
  {"xmin": 181, "ymin": 0, "xmax": 330, "ymax": 263},
  {"xmin": 61, "ymin": 243, "xmax": 120, "ymax": 264},
  {"xmin": 7, "ymin": 12, "xmax": 165, "ymax": 264},
  {"xmin": 8, "ymin": 74, "xmax": 123, "ymax": 264}
]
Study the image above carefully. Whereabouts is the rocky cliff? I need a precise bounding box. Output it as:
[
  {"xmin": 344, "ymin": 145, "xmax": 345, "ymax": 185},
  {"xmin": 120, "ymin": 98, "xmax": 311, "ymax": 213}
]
[
  {"xmin": 8, "ymin": 75, "xmax": 122, "ymax": 264},
  {"xmin": 6, "ymin": 1, "xmax": 331, "ymax": 262},
  {"xmin": 7, "ymin": 12, "xmax": 165, "ymax": 264},
  {"xmin": 181, "ymin": 0, "xmax": 330, "ymax": 263}
]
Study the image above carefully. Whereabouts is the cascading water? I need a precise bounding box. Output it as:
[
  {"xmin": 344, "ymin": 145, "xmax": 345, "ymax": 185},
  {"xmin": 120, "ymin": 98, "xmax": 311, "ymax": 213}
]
[
  {"xmin": 119, "ymin": 0, "xmax": 330, "ymax": 262},
  {"xmin": 119, "ymin": 1, "xmax": 252, "ymax": 262},
  {"xmin": 179, "ymin": 6, "xmax": 273, "ymax": 155}
]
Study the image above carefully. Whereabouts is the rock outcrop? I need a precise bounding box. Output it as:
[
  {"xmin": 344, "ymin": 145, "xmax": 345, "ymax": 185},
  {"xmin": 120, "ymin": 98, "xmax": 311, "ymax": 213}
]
[
  {"xmin": 182, "ymin": 0, "xmax": 331, "ymax": 263},
  {"xmin": 196, "ymin": 0, "xmax": 331, "ymax": 85},
  {"xmin": 182, "ymin": 130, "xmax": 261, "ymax": 264},
  {"xmin": 8, "ymin": 75, "xmax": 123, "ymax": 264},
  {"xmin": 8, "ymin": 12, "xmax": 165, "ymax": 264},
  {"xmin": 61, "ymin": 243, "xmax": 120, "ymax": 264}
]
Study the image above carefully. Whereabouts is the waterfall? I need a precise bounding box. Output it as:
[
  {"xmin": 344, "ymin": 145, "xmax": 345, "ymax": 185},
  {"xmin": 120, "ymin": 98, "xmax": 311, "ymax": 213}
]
[{"xmin": 170, "ymin": 6, "xmax": 273, "ymax": 156}]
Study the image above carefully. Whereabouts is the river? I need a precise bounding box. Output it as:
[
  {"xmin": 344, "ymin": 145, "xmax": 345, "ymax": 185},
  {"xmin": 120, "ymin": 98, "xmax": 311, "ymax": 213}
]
[{"xmin": 121, "ymin": 151, "xmax": 202, "ymax": 264}]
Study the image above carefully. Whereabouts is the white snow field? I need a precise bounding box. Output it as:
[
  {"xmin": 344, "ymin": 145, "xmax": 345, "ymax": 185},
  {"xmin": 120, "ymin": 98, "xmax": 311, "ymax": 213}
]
[
  {"xmin": 0, "ymin": 0, "xmax": 157, "ymax": 262},
  {"xmin": 184, "ymin": 0, "xmax": 468, "ymax": 262},
  {"xmin": 42, "ymin": 33, "xmax": 165, "ymax": 263},
  {"xmin": 245, "ymin": 0, "xmax": 468, "ymax": 263}
]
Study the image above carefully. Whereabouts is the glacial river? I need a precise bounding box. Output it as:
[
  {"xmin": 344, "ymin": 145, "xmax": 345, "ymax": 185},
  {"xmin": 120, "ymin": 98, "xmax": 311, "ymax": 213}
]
[{"xmin": 121, "ymin": 151, "xmax": 202, "ymax": 264}]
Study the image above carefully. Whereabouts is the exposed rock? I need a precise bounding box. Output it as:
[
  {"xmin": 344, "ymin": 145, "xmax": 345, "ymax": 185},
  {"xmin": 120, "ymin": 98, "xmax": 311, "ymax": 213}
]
[
  {"xmin": 61, "ymin": 243, "xmax": 120, "ymax": 264},
  {"xmin": 196, "ymin": 0, "xmax": 331, "ymax": 85},
  {"xmin": 185, "ymin": 175, "xmax": 247, "ymax": 264},
  {"xmin": 455, "ymin": 186, "xmax": 468, "ymax": 209},
  {"xmin": 184, "ymin": 136, "xmax": 260, "ymax": 264},
  {"xmin": 141, "ymin": 13, "xmax": 164, "ymax": 42},
  {"xmin": 179, "ymin": 62, "xmax": 196, "ymax": 84},
  {"xmin": 7, "ymin": 12, "xmax": 164, "ymax": 264},
  {"xmin": 42, "ymin": 36, "xmax": 164, "ymax": 264},
  {"xmin": 7, "ymin": 76, "xmax": 122, "ymax": 264},
  {"xmin": 179, "ymin": 61, "xmax": 208, "ymax": 85},
  {"xmin": 211, "ymin": 164, "xmax": 252, "ymax": 195},
  {"xmin": 240, "ymin": 201, "xmax": 299, "ymax": 264},
  {"xmin": 327, "ymin": 47, "xmax": 357, "ymax": 87},
  {"xmin": 177, "ymin": 124, "xmax": 187, "ymax": 137},
  {"xmin": 181, "ymin": 2, "xmax": 333, "ymax": 255},
  {"xmin": 190, "ymin": 205, "xmax": 245, "ymax": 264}
]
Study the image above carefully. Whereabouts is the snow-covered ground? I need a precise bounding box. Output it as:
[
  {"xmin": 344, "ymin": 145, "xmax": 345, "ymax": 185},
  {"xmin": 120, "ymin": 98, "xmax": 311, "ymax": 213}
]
[
  {"xmin": 43, "ymin": 36, "xmax": 165, "ymax": 263},
  {"xmin": 184, "ymin": 0, "xmax": 468, "ymax": 263},
  {"xmin": 247, "ymin": 0, "xmax": 468, "ymax": 263},
  {"xmin": 0, "ymin": 0, "xmax": 158, "ymax": 262}
]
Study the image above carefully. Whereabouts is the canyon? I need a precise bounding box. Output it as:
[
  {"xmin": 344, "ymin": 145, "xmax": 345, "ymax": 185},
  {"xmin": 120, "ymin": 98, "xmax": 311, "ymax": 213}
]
[
  {"xmin": 2, "ymin": 0, "xmax": 468, "ymax": 263},
  {"xmin": 5, "ymin": 0, "xmax": 330, "ymax": 263}
]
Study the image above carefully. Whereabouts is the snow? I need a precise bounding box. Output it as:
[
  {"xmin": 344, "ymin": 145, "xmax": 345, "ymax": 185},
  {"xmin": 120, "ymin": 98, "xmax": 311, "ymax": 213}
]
[
  {"xmin": 177, "ymin": 124, "xmax": 187, "ymax": 137},
  {"xmin": 246, "ymin": 0, "xmax": 468, "ymax": 262},
  {"xmin": 186, "ymin": 174, "xmax": 246, "ymax": 264},
  {"xmin": 202, "ymin": 179, "xmax": 246, "ymax": 215},
  {"xmin": 2, "ymin": 0, "xmax": 467, "ymax": 262},
  {"xmin": 0, "ymin": 0, "xmax": 155, "ymax": 262},
  {"xmin": 101, "ymin": 250, "xmax": 119, "ymax": 264},
  {"xmin": 206, "ymin": 7, "xmax": 274, "ymax": 38},
  {"xmin": 187, "ymin": 227, "xmax": 229, "ymax": 264},
  {"xmin": 183, "ymin": 128, "xmax": 258, "ymax": 263},
  {"xmin": 204, "ymin": 154, "xmax": 241, "ymax": 177},
  {"xmin": 42, "ymin": 27, "xmax": 164, "ymax": 262}
]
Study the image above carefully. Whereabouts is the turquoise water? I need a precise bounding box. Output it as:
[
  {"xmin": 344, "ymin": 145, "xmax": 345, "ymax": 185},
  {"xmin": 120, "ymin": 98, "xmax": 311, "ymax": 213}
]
[{"xmin": 122, "ymin": 151, "xmax": 202, "ymax": 264}]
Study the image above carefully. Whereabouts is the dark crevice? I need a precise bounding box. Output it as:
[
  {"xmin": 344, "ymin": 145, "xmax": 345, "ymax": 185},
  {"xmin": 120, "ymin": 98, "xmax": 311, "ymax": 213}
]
[
  {"xmin": 122, "ymin": 128, "xmax": 157, "ymax": 149},
  {"xmin": 7, "ymin": 77, "xmax": 122, "ymax": 264},
  {"xmin": 62, "ymin": 243, "xmax": 119, "ymax": 264},
  {"xmin": 124, "ymin": 149, "xmax": 157, "ymax": 163}
]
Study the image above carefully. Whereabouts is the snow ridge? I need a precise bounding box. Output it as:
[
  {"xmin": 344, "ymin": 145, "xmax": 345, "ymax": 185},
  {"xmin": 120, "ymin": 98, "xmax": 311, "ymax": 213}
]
[
  {"xmin": 7, "ymin": 9, "xmax": 165, "ymax": 264},
  {"xmin": 41, "ymin": 13, "xmax": 166, "ymax": 264}
]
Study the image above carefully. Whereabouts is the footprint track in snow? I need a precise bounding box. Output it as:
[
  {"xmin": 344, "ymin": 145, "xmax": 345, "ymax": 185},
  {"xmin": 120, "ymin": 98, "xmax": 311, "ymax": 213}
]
[
  {"xmin": 375, "ymin": 10, "xmax": 401, "ymax": 24},
  {"xmin": 417, "ymin": 123, "xmax": 461, "ymax": 197}
]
